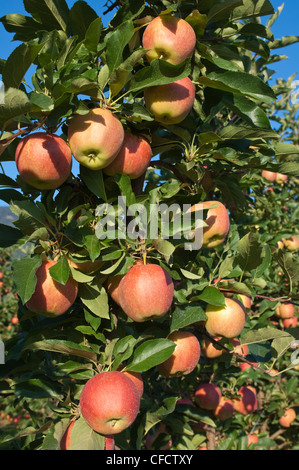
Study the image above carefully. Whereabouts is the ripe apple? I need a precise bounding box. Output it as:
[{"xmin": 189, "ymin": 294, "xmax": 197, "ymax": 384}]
[
  {"xmin": 275, "ymin": 172, "xmax": 288, "ymax": 184},
  {"xmin": 214, "ymin": 397, "xmax": 234, "ymax": 421},
  {"xmin": 275, "ymin": 303, "xmax": 295, "ymax": 319},
  {"xmin": 205, "ymin": 297, "xmax": 247, "ymax": 339},
  {"xmin": 188, "ymin": 200, "xmax": 230, "ymax": 249},
  {"xmin": 117, "ymin": 367, "xmax": 144, "ymax": 398},
  {"xmin": 60, "ymin": 420, "xmax": 115, "ymax": 450},
  {"xmin": 247, "ymin": 434, "xmax": 259, "ymax": 446},
  {"xmin": 239, "ymin": 362, "xmax": 258, "ymax": 372},
  {"xmin": 238, "ymin": 294, "xmax": 252, "ymax": 310},
  {"xmin": 11, "ymin": 316, "xmax": 19, "ymax": 325},
  {"xmin": 104, "ymin": 131, "xmax": 152, "ymax": 180},
  {"xmin": 282, "ymin": 236, "xmax": 299, "ymax": 252},
  {"xmin": 194, "ymin": 383, "xmax": 222, "ymax": 410},
  {"xmin": 67, "ymin": 108, "xmax": 125, "ymax": 170},
  {"xmin": 144, "ymin": 76, "xmax": 195, "ymax": 125},
  {"xmin": 233, "ymin": 386, "xmax": 257, "ymax": 415},
  {"xmin": 279, "ymin": 408, "xmax": 296, "ymax": 428},
  {"xmin": 25, "ymin": 260, "xmax": 78, "ymax": 317},
  {"xmin": 79, "ymin": 371, "xmax": 140, "ymax": 435},
  {"xmin": 201, "ymin": 336, "xmax": 224, "ymax": 359},
  {"xmin": 283, "ymin": 316, "xmax": 298, "ymax": 328},
  {"xmin": 15, "ymin": 132, "xmax": 72, "ymax": 190},
  {"xmin": 142, "ymin": 15, "xmax": 196, "ymax": 65},
  {"xmin": 106, "ymin": 260, "xmax": 144, "ymax": 306},
  {"xmin": 0, "ymin": 272, "xmax": 3, "ymax": 280},
  {"xmin": 157, "ymin": 330, "xmax": 201, "ymax": 377},
  {"xmin": 118, "ymin": 263, "xmax": 174, "ymax": 322},
  {"xmin": 262, "ymin": 170, "xmax": 276, "ymax": 182},
  {"xmin": 230, "ymin": 338, "xmax": 249, "ymax": 356}
]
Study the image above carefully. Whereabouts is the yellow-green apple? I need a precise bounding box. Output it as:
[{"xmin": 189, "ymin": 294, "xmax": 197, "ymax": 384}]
[
  {"xmin": 283, "ymin": 316, "xmax": 298, "ymax": 328},
  {"xmin": 188, "ymin": 200, "xmax": 230, "ymax": 248},
  {"xmin": 279, "ymin": 408, "xmax": 296, "ymax": 428},
  {"xmin": 282, "ymin": 236, "xmax": 299, "ymax": 251},
  {"xmin": 275, "ymin": 303, "xmax": 295, "ymax": 319},
  {"xmin": 261, "ymin": 170, "xmax": 276, "ymax": 182},
  {"xmin": 275, "ymin": 172, "xmax": 288, "ymax": 184},
  {"xmin": 194, "ymin": 383, "xmax": 222, "ymax": 410},
  {"xmin": 204, "ymin": 297, "xmax": 247, "ymax": 339},
  {"xmin": 277, "ymin": 239, "xmax": 284, "ymax": 249},
  {"xmin": 104, "ymin": 131, "xmax": 152, "ymax": 179},
  {"xmin": 233, "ymin": 386, "xmax": 257, "ymax": 415},
  {"xmin": 25, "ymin": 260, "xmax": 78, "ymax": 317},
  {"xmin": 118, "ymin": 263, "xmax": 174, "ymax": 322},
  {"xmin": 201, "ymin": 336, "xmax": 224, "ymax": 359},
  {"xmin": 67, "ymin": 108, "xmax": 124, "ymax": 170},
  {"xmin": 117, "ymin": 367, "xmax": 144, "ymax": 398},
  {"xmin": 157, "ymin": 330, "xmax": 201, "ymax": 377},
  {"xmin": 60, "ymin": 420, "xmax": 115, "ymax": 450},
  {"xmin": 144, "ymin": 76, "xmax": 195, "ymax": 125},
  {"xmin": 142, "ymin": 15, "xmax": 196, "ymax": 65},
  {"xmin": 15, "ymin": 132, "xmax": 72, "ymax": 190},
  {"xmin": 79, "ymin": 371, "xmax": 140, "ymax": 435},
  {"xmin": 214, "ymin": 397, "xmax": 234, "ymax": 421}
]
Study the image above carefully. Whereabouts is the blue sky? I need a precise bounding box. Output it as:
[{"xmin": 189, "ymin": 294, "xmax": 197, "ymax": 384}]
[{"xmin": 0, "ymin": 0, "xmax": 298, "ymax": 185}]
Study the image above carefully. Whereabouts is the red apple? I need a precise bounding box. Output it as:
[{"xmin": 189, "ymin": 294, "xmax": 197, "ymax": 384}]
[
  {"xmin": 188, "ymin": 200, "xmax": 230, "ymax": 249},
  {"xmin": 279, "ymin": 408, "xmax": 296, "ymax": 428},
  {"xmin": 67, "ymin": 108, "xmax": 124, "ymax": 170},
  {"xmin": 117, "ymin": 367, "xmax": 144, "ymax": 398},
  {"xmin": 247, "ymin": 434, "xmax": 259, "ymax": 446},
  {"xmin": 262, "ymin": 170, "xmax": 276, "ymax": 182},
  {"xmin": 15, "ymin": 132, "xmax": 72, "ymax": 190},
  {"xmin": 80, "ymin": 371, "xmax": 140, "ymax": 435},
  {"xmin": 118, "ymin": 263, "xmax": 174, "ymax": 322},
  {"xmin": 142, "ymin": 15, "xmax": 196, "ymax": 65},
  {"xmin": 205, "ymin": 297, "xmax": 247, "ymax": 339},
  {"xmin": 144, "ymin": 76, "xmax": 195, "ymax": 125},
  {"xmin": 230, "ymin": 338, "xmax": 249, "ymax": 356},
  {"xmin": 282, "ymin": 236, "xmax": 299, "ymax": 252},
  {"xmin": 233, "ymin": 386, "xmax": 257, "ymax": 415},
  {"xmin": 275, "ymin": 303, "xmax": 295, "ymax": 319},
  {"xmin": 194, "ymin": 383, "xmax": 222, "ymax": 410},
  {"xmin": 157, "ymin": 330, "xmax": 201, "ymax": 377},
  {"xmin": 104, "ymin": 131, "xmax": 152, "ymax": 179},
  {"xmin": 214, "ymin": 398, "xmax": 234, "ymax": 421},
  {"xmin": 0, "ymin": 272, "xmax": 3, "ymax": 280},
  {"xmin": 25, "ymin": 260, "xmax": 78, "ymax": 317},
  {"xmin": 283, "ymin": 317, "xmax": 298, "ymax": 328},
  {"xmin": 11, "ymin": 316, "xmax": 19, "ymax": 325},
  {"xmin": 201, "ymin": 336, "xmax": 224, "ymax": 359}
]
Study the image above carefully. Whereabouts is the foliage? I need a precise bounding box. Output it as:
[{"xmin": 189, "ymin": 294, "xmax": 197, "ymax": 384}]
[{"xmin": 0, "ymin": 0, "xmax": 298, "ymax": 451}]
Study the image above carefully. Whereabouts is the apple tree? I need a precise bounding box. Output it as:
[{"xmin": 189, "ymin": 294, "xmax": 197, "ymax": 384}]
[{"xmin": 0, "ymin": 0, "xmax": 298, "ymax": 450}]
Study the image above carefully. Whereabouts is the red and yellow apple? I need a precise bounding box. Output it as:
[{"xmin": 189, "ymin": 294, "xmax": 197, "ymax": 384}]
[
  {"xmin": 188, "ymin": 200, "xmax": 230, "ymax": 249},
  {"xmin": 15, "ymin": 132, "xmax": 72, "ymax": 190},
  {"xmin": 79, "ymin": 371, "xmax": 140, "ymax": 435},
  {"xmin": 283, "ymin": 316, "xmax": 298, "ymax": 328},
  {"xmin": 201, "ymin": 336, "xmax": 224, "ymax": 359},
  {"xmin": 157, "ymin": 330, "xmax": 201, "ymax": 377},
  {"xmin": 142, "ymin": 15, "xmax": 196, "ymax": 65},
  {"xmin": 67, "ymin": 108, "xmax": 124, "ymax": 170},
  {"xmin": 117, "ymin": 367, "xmax": 144, "ymax": 398},
  {"xmin": 275, "ymin": 172, "xmax": 288, "ymax": 184},
  {"xmin": 118, "ymin": 263, "xmax": 174, "ymax": 322},
  {"xmin": 279, "ymin": 408, "xmax": 296, "ymax": 428},
  {"xmin": 262, "ymin": 170, "xmax": 276, "ymax": 182},
  {"xmin": 104, "ymin": 131, "xmax": 152, "ymax": 179},
  {"xmin": 25, "ymin": 260, "xmax": 78, "ymax": 317},
  {"xmin": 214, "ymin": 397, "xmax": 234, "ymax": 421},
  {"xmin": 233, "ymin": 386, "xmax": 257, "ymax": 415},
  {"xmin": 275, "ymin": 303, "xmax": 295, "ymax": 319},
  {"xmin": 194, "ymin": 383, "xmax": 222, "ymax": 410},
  {"xmin": 238, "ymin": 294, "xmax": 252, "ymax": 310},
  {"xmin": 204, "ymin": 297, "xmax": 247, "ymax": 339},
  {"xmin": 144, "ymin": 76, "xmax": 195, "ymax": 125},
  {"xmin": 282, "ymin": 236, "xmax": 299, "ymax": 252}
]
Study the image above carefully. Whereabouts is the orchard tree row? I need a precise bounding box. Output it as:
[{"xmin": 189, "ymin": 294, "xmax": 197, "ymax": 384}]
[{"xmin": 0, "ymin": 0, "xmax": 298, "ymax": 450}]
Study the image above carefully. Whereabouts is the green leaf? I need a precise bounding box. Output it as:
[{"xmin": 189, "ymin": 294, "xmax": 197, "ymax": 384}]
[
  {"xmin": 12, "ymin": 255, "xmax": 42, "ymax": 304},
  {"xmin": 222, "ymin": 94, "xmax": 271, "ymax": 129},
  {"xmin": 80, "ymin": 166, "xmax": 107, "ymax": 201},
  {"xmin": 198, "ymin": 71, "xmax": 276, "ymax": 104},
  {"xmin": 2, "ymin": 41, "xmax": 45, "ymax": 89},
  {"xmin": 24, "ymin": 338, "xmax": 98, "ymax": 362},
  {"xmin": 197, "ymin": 286, "xmax": 226, "ymax": 306},
  {"xmin": 0, "ymin": 223, "xmax": 23, "ymax": 247},
  {"xmin": 127, "ymin": 58, "xmax": 191, "ymax": 93},
  {"xmin": 23, "ymin": 0, "xmax": 69, "ymax": 32},
  {"xmin": 10, "ymin": 199, "xmax": 47, "ymax": 236},
  {"xmin": 30, "ymin": 92, "xmax": 54, "ymax": 111},
  {"xmin": 78, "ymin": 281, "xmax": 110, "ymax": 319},
  {"xmin": 230, "ymin": 0, "xmax": 274, "ymax": 21},
  {"xmin": 170, "ymin": 304, "xmax": 206, "ymax": 332},
  {"xmin": 144, "ymin": 396, "xmax": 178, "ymax": 435},
  {"xmin": 208, "ymin": 0, "xmax": 243, "ymax": 22},
  {"xmin": 237, "ymin": 232, "xmax": 263, "ymax": 272},
  {"xmin": 0, "ymin": 88, "xmax": 33, "ymax": 128},
  {"xmin": 125, "ymin": 339, "xmax": 176, "ymax": 373},
  {"xmin": 69, "ymin": 417, "xmax": 105, "ymax": 450},
  {"xmin": 105, "ymin": 19, "xmax": 135, "ymax": 74},
  {"xmin": 85, "ymin": 17, "xmax": 103, "ymax": 53},
  {"xmin": 112, "ymin": 335, "xmax": 137, "ymax": 370},
  {"xmin": 241, "ymin": 327, "xmax": 290, "ymax": 345},
  {"xmin": 0, "ymin": 14, "xmax": 40, "ymax": 41},
  {"xmin": 14, "ymin": 376, "xmax": 62, "ymax": 399},
  {"xmin": 49, "ymin": 254, "xmax": 70, "ymax": 285},
  {"xmin": 69, "ymin": 1, "xmax": 99, "ymax": 41}
]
